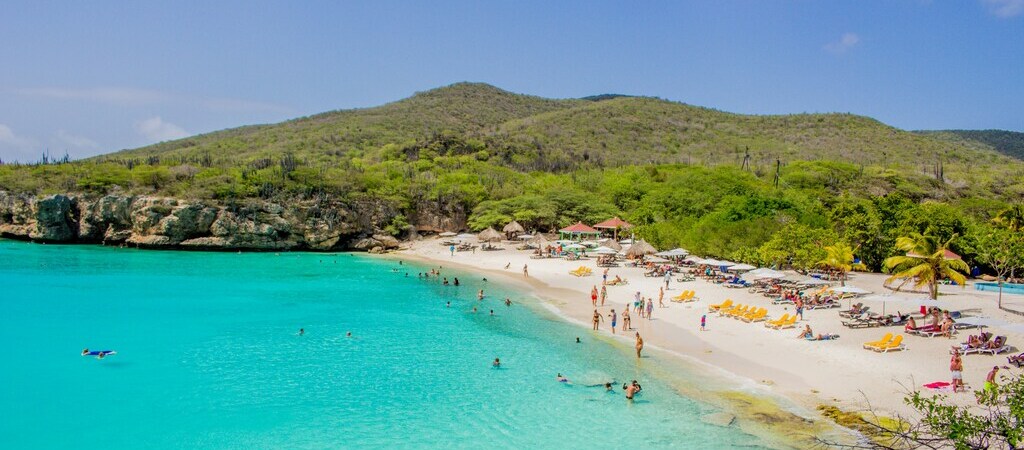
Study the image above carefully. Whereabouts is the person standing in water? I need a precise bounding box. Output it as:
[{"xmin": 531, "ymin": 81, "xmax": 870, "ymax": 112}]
[
  {"xmin": 478, "ymin": 289, "xmax": 484, "ymax": 300},
  {"xmin": 504, "ymin": 298, "xmax": 512, "ymax": 307},
  {"xmin": 453, "ymin": 277, "xmax": 460, "ymax": 286},
  {"xmin": 592, "ymin": 309, "xmax": 603, "ymax": 331},
  {"xmin": 608, "ymin": 309, "xmax": 618, "ymax": 334},
  {"xmin": 493, "ymin": 358, "xmax": 501, "ymax": 368},
  {"xmin": 591, "ymin": 285, "xmax": 598, "ymax": 306},
  {"xmin": 635, "ymin": 332, "xmax": 644, "ymax": 358},
  {"xmin": 298, "ymin": 328, "xmax": 305, "ymax": 336}
]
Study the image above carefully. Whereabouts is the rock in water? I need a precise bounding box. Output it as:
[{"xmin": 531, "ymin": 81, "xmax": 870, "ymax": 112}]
[{"xmin": 30, "ymin": 195, "xmax": 77, "ymax": 241}]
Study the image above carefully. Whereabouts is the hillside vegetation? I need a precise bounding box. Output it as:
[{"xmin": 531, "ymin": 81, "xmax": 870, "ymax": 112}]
[
  {"xmin": 918, "ymin": 129, "xmax": 1024, "ymax": 161},
  {"xmin": 1, "ymin": 82, "xmax": 1022, "ymax": 271}
]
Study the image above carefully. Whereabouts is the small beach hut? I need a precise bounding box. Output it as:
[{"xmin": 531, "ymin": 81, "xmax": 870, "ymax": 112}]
[
  {"xmin": 625, "ymin": 240, "xmax": 656, "ymax": 257},
  {"xmin": 558, "ymin": 222, "xmax": 601, "ymax": 241},
  {"xmin": 593, "ymin": 216, "xmax": 634, "ymax": 240},
  {"xmin": 502, "ymin": 221, "xmax": 525, "ymax": 240},
  {"xmin": 478, "ymin": 227, "xmax": 503, "ymax": 243},
  {"xmin": 529, "ymin": 234, "xmax": 550, "ymax": 247}
]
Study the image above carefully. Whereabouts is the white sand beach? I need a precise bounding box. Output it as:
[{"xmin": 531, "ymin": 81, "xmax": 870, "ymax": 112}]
[{"xmin": 398, "ymin": 238, "xmax": 1024, "ymax": 419}]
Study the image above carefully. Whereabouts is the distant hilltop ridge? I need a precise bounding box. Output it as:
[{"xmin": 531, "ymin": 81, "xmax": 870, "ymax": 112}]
[{"xmin": 89, "ymin": 82, "xmax": 1019, "ymax": 170}]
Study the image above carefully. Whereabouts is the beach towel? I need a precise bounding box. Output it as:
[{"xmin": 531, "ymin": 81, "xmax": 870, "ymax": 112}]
[{"xmin": 923, "ymin": 381, "xmax": 953, "ymax": 391}]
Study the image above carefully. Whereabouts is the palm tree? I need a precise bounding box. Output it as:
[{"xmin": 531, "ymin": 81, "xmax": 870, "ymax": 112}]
[
  {"xmin": 993, "ymin": 204, "xmax": 1024, "ymax": 232},
  {"xmin": 816, "ymin": 242, "xmax": 866, "ymax": 286},
  {"xmin": 883, "ymin": 233, "xmax": 968, "ymax": 300}
]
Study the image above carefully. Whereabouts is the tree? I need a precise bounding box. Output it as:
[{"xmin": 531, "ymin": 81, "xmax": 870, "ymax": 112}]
[
  {"xmin": 757, "ymin": 223, "xmax": 836, "ymax": 270},
  {"xmin": 974, "ymin": 225, "xmax": 1024, "ymax": 310},
  {"xmin": 883, "ymin": 232, "xmax": 968, "ymax": 300},
  {"xmin": 822, "ymin": 373, "xmax": 1024, "ymax": 449},
  {"xmin": 816, "ymin": 242, "xmax": 867, "ymax": 286},
  {"xmin": 994, "ymin": 204, "xmax": 1024, "ymax": 233}
]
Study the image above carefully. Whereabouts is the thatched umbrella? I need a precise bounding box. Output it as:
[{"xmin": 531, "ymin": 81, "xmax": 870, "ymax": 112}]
[
  {"xmin": 478, "ymin": 227, "xmax": 503, "ymax": 242},
  {"xmin": 625, "ymin": 240, "xmax": 656, "ymax": 257},
  {"xmin": 502, "ymin": 220, "xmax": 525, "ymax": 239},
  {"xmin": 529, "ymin": 233, "xmax": 550, "ymax": 246},
  {"xmin": 600, "ymin": 239, "xmax": 623, "ymax": 252}
]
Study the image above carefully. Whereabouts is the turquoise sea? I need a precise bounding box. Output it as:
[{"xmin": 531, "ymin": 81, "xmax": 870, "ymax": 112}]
[{"xmin": 0, "ymin": 240, "xmax": 773, "ymax": 449}]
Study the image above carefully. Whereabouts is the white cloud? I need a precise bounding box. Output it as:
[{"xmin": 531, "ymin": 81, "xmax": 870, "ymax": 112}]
[
  {"xmin": 54, "ymin": 130, "xmax": 100, "ymax": 149},
  {"xmin": 16, "ymin": 87, "xmax": 168, "ymax": 106},
  {"xmin": 15, "ymin": 86, "xmax": 292, "ymax": 113},
  {"xmin": 824, "ymin": 32, "xmax": 861, "ymax": 54},
  {"xmin": 0, "ymin": 124, "xmax": 37, "ymax": 149},
  {"xmin": 134, "ymin": 117, "xmax": 190, "ymax": 142},
  {"xmin": 982, "ymin": 0, "xmax": 1024, "ymax": 18}
]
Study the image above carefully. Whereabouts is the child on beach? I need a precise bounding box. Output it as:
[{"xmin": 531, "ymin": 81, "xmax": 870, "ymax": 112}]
[{"xmin": 700, "ymin": 315, "xmax": 706, "ymax": 331}]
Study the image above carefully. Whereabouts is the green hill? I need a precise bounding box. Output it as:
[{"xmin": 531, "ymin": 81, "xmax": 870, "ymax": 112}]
[
  {"xmin": 917, "ymin": 129, "xmax": 1024, "ymax": 161},
  {"xmin": 1, "ymin": 82, "xmax": 1022, "ymax": 270}
]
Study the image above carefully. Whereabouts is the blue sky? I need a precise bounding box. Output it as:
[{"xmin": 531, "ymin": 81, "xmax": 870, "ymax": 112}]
[{"xmin": 1, "ymin": 1, "xmax": 1022, "ymax": 162}]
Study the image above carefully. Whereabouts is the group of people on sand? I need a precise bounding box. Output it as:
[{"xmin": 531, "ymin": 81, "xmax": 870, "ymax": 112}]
[
  {"xmin": 905, "ymin": 307, "xmax": 957, "ymax": 338},
  {"xmin": 590, "ymin": 285, "xmax": 608, "ymax": 307}
]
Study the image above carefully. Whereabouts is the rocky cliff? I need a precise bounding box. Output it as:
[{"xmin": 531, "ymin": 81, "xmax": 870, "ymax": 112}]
[{"xmin": 0, "ymin": 191, "xmax": 464, "ymax": 252}]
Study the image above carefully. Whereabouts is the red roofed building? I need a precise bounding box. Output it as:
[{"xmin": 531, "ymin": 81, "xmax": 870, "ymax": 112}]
[
  {"xmin": 558, "ymin": 222, "xmax": 601, "ymax": 240},
  {"xmin": 593, "ymin": 216, "xmax": 634, "ymax": 240}
]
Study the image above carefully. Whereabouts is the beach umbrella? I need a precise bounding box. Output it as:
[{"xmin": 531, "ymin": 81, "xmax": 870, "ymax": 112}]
[
  {"xmin": 718, "ymin": 260, "xmax": 737, "ymax": 267},
  {"xmin": 956, "ymin": 316, "xmax": 1007, "ymax": 331},
  {"xmin": 654, "ymin": 250, "xmax": 676, "ymax": 257},
  {"xmin": 625, "ymin": 240, "xmax": 656, "ymax": 257},
  {"xmin": 750, "ymin": 271, "xmax": 785, "ymax": 280},
  {"xmin": 996, "ymin": 323, "xmax": 1024, "ymax": 334},
  {"xmin": 728, "ymin": 263, "xmax": 757, "ymax": 272},
  {"xmin": 601, "ymin": 239, "xmax": 623, "ymax": 252},
  {"xmin": 517, "ymin": 234, "xmax": 535, "ymax": 240},
  {"xmin": 830, "ymin": 286, "xmax": 870, "ymax": 295},
  {"xmin": 439, "ymin": 231, "xmax": 457, "ymax": 237},
  {"xmin": 456, "ymin": 233, "xmax": 476, "ymax": 240},
  {"xmin": 684, "ymin": 255, "xmax": 703, "ymax": 263},
  {"xmin": 529, "ymin": 234, "xmax": 550, "ymax": 245},
  {"xmin": 502, "ymin": 220, "xmax": 525, "ymax": 235},
  {"xmin": 861, "ymin": 294, "xmax": 926, "ymax": 315},
  {"xmin": 478, "ymin": 227, "xmax": 503, "ymax": 242},
  {"xmin": 670, "ymin": 248, "xmax": 689, "ymax": 255},
  {"xmin": 646, "ymin": 256, "xmax": 671, "ymax": 263}
]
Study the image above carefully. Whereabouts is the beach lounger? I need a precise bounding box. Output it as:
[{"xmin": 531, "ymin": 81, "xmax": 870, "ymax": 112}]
[
  {"xmin": 862, "ymin": 333, "xmax": 894, "ymax": 350},
  {"xmin": 979, "ymin": 336, "xmax": 1009, "ymax": 355},
  {"xmin": 1008, "ymin": 353, "xmax": 1024, "ymax": 368},
  {"xmin": 708, "ymin": 299, "xmax": 732, "ymax": 312},
  {"xmin": 741, "ymin": 308, "xmax": 768, "ymax": 323},
  {"xmin": 842, "ymin": 318, "xmax": 882, "ymax": 329},
  {"xmin": 721, "ymin": 305, "xmax": 748, "ymax": 318},
  {"xmin": 767, "ymin": 315, "xmax": 798, "ymax": 330},
  {"xmin": 764, "ymin": 314, "xmax": 790, "ymax": 328},
  {"xmin": 838, "ymin": 305, "xmax": 867, "ymax": 318},
  {"xmin": 872, "ymin": 335, "xmax": 905, "ymax": 353}
]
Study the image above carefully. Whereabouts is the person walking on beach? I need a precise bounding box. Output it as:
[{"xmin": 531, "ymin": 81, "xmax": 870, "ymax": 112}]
[
  {"xmin": 600, "ymin": 285, "xmax": 607, "ymax": 306},
  {"xmin": 634, "ymin": 292, "xmax": 642, "ymax": 314},
  {"xmin": 795, "ymin": 297, "xmax": 804, "ymax": 320},
  {"xmin": 608, "ymin": 309, "xmax": 618, "ymax": 334},
  {"xmin": 638, "ymin": 298, "xmax": 645, "ymax": 318},
  {"xmin": 646, "ymin": 297, "xmax": 654, "ymax": 319},
  {"xmin": 658, "ymin": 287, "xmax": 665, "ymax": 308},
  {"xmin": 700, "ymin": 314, "xmax": 706, "ymax": 331},
  {"xmin": 523, "ymin": 264, "xmax": 529, "ymax": 277},
  {"xmin": 602, "ymin": 268, "xmax": 609, "ymax": 285},
  {"xmin": 450, "ymin": 244, "xmax": 455, "ymax": 257},
  {"xmin": 635, "ymin": 332, "xmax": 644, "ymax": 358},
  {"xmin": 622, "ymin": 308, "xmax": 631, "ymax": 331},
  {"xmin": 984, "ymin": 366, "xmax": 999, "ymax": 399},
  {"xmin": 592, "ymin": 309, "xmax": 603, "ymax": 331},
  {"xmin": 591, "ymin": 285, "xmax": 599, "ymax": 306},
  {"xmin": 950, "ymin": 348, "xmax": 964, "ymax": 393},
  {"xmin": 664, "ymin": 271, "xmax": 671, "ymax": 290}
]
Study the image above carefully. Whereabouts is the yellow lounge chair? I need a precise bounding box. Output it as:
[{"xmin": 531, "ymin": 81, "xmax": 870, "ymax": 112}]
[
  {"xmin": 764, "ymin": 314, "xmax": 790, "ymax": 327},
  {"xmin": 708, "ymin": 299, "xmax": 733, "ymax": 312},
  {"xmin": 671, "ymin": 291, "xmax": 690, "ymax": 302},
  {"xmin": 724, "ymin": 305, "xmax": 749, "ymax": 318},
  {"xmin": 871, "ymin": 335, "xmax": 905, "ymax": 353},
  {"xmin": 742, "ymin": 308, "xmax": 768, "ymax": 323},
  {"xmin": 769, "ymin": 315, "xmax": 798, "ymax": 329},
  {"xmin": 862, "ymin": 333, "xmax": 894, "ymax": 350},
  {"xmin": 718, "ymin": 304, "xmax": 739, "ymax": 317},
  {"xmin": 737, "ymin": 307, "xmax": 759, "ymax": 320}
]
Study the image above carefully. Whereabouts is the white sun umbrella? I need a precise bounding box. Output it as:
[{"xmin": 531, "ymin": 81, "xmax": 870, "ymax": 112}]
[
  {"xmin": 955, "ymin": 316, "xmax": 1007, "ymax": 331},
  {"xmin": 594, "ymin": 247, "xmax": 618, "ymax": 255},
  {"xmin": 751, "ymin": 271, "xmax": 786, "ymax": 280},
  {"xmin": 654, "ymin": 250, "xmax": 676, "ymax": 257},
  {"xmin": 517, "ymin": 234, "xmax": 535, "ymax": 240},
  {"xmin": 684, "ymin": 255, "xmax": 703, "ymax": 263},
  {"xmin": 861, "ymin": 294, "xmax": 925, "ymax": 315},
  {"xmin": 996, "ymin": 323, "xmax": 1024, "ymax": 334},
  {"xmin": 717, "ymin": 260, "xmax": 737, "ymax": 268},
  {"xmin": 439, "ymin": 231, "xmax": 457, "ymax": 237},
  {"xmin": 830, "ymin": 286, "xmax": 871, "ymax": 295},
  {"xmin": 728, "ymin": 263, "xmax": 757, "ymax": 272},
  {"xmin": 670, "ymin": 248, "xmax": 689, "ymax": 255},
  {"xmin": 647, "ymin": 256, "xmax": 671, "ymax": 264}
]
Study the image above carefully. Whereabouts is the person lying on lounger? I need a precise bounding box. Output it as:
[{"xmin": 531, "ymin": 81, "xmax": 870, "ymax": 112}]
[{"xmin": 796, "ymin": 325, "xmax": 838, "ymax": 341}]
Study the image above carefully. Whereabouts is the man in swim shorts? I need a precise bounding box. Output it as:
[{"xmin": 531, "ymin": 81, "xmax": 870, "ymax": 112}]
[{"xmin": 608, "ymin": 309, "xmax": 617, "ymax": 334}]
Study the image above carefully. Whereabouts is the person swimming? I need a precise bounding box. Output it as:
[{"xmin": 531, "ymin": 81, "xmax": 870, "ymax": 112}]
[
  {"xmin": 493, "ymin": 358, "xmax": 501, "ymax": 368},
  {"xmin": 504, "ymin": 298, "xmax": 512, "ymax": 307},
  {"xmin": 345, "ymin": 331, "xmax": 352, "ymax": 338},
  {"xmin": 556, "ymin": 373, "xmax": 570, "ymax": 383},
  {"xmin": 453, "ymin": 277, "xmax": 460, "ymax": 286},
  {"xmin": 298, "ymin": 328, "xmax": 305, "ymax": 336},
  {"xmin": 446, "ymin": 301, "xmax": 451, "ymax": 308}
]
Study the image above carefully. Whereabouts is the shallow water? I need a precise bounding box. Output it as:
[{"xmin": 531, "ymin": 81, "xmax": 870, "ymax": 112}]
[{"xmin": 0, "ymin": 240, "xmax": 772, "ymax": 449}]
